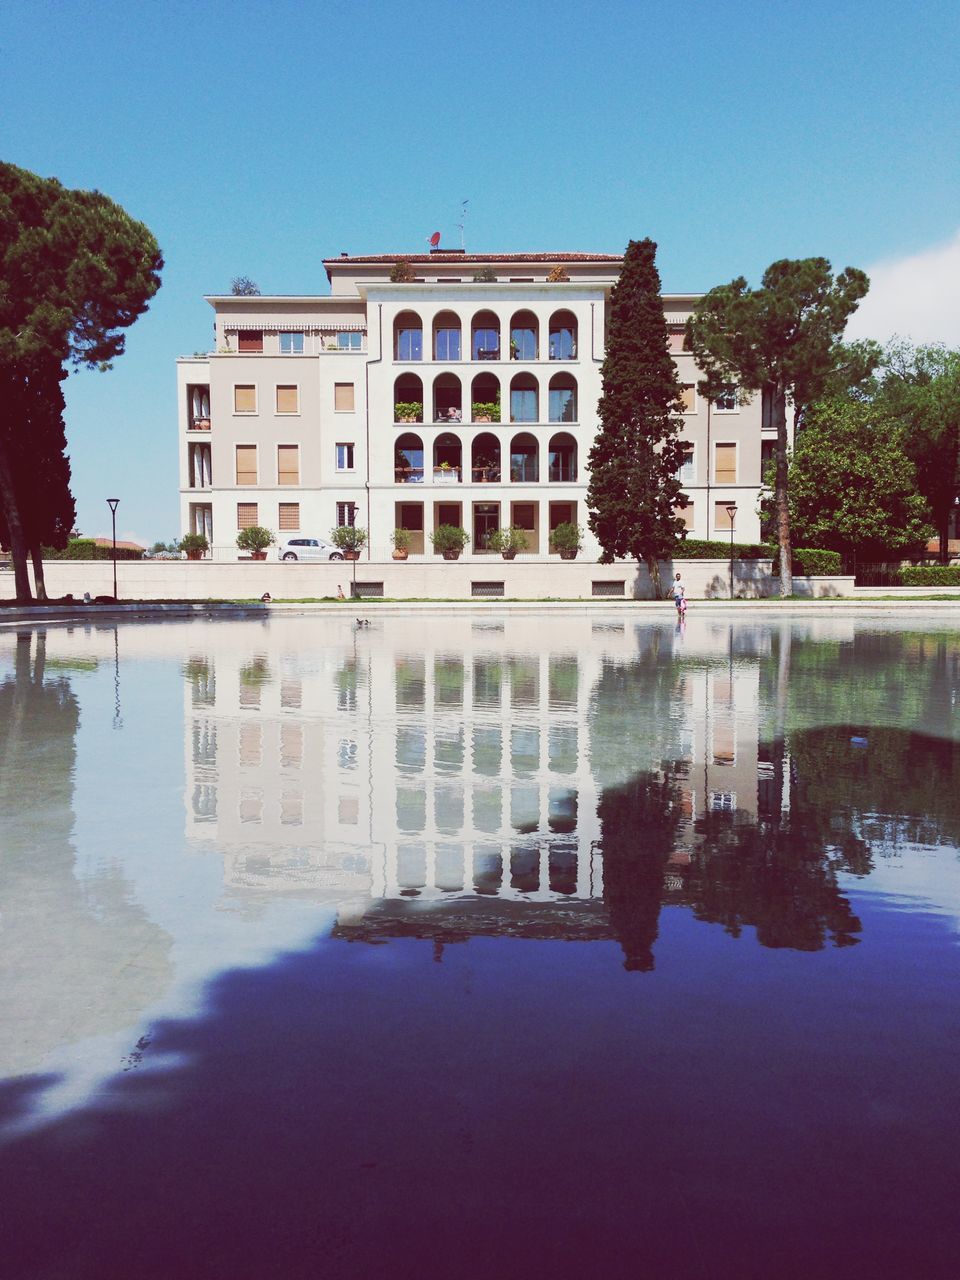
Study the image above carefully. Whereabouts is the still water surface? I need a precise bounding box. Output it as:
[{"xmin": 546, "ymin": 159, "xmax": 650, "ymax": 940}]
[{"xmin": 1, "ymin": 611, "xmax": 959, "ymax": 1278}]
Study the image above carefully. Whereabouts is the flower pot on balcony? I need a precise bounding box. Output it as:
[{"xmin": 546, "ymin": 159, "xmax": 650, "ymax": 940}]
[
  {"xmin": 442, "ymin": 550, "xmax": 461, "ymax": 561},
  {"xmin": 392, "ymin": 549, "xmax": 409, "ymax": 561},
  {"xmin": 251, "ymin": 551, "xmax": 267, "ymax": 561},
  {"xmin": 559, "ymin": 549, "xmax": 577, "ymax": 560},
  {"xmin": 501, "ymin": 551, "xmax": 517, "ymax": 561},
  {"xmin": 344, "ymin": 550, "xmax": 361, "ymax": 561},
  {"xmin": 474, "ymin": 414, "xmax": 492, "ymax": 424},
  {"xmin": 186, "ymin": 549, "xmax": 203, "ymax": 561},
  {"xmin": 434, "ymin": 468, "xmax": 459, "ymax": 484},
  {"xmin": 191, "ymin": 418, "xmax": 211, "ymax": 430}
]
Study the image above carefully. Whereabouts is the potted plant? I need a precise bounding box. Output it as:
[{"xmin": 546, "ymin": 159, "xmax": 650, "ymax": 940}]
[
  {"xmin": 430, "ymin": 524, "xmax": 470, "ymax": 561},
  {"xmin": 472, "ymin": 453, "xmax": 500, "ymax": 482},
  {"xmin": 330, "ymin": 524, "xmax": 368, "ymax": 560},
  {"xmin": 179, "ymin": 532, "xmax": 209, "ymax": 561},
  {"xmin": 510, "ymin": 338, "xmax": 520, "ymax": 359},
  {"xmin": 394, "ymin": 400, "xmax": 423, "ymax": 423},
  {"xmin": 391, "ymin": 528, "xmax": 411, "ymax": 561},
  {"xmin": 471, "ymin": 401, "xmax": 501, "ymax": 423},
  {"xmin": 434, "ymin": 460, "xmax": 459, "ymax": 483},
  {"xmin": 551, "ymin": 521, "xmax": 583, "ymax": 560},
  {"xmin": 487, "ymin": 527, "xmax": 527, "ymax": 560},
  {"xmin": 236, "ymin": 526, "xmax": 275, "ymax": 560},
  {"xmin": 472, "ymin": 267, "xmax": 496, "ymax": 283}
]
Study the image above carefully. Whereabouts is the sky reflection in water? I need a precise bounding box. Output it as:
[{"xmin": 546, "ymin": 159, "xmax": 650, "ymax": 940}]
[{"xmin": 1, "ymin": 612, "xmax": 959, "ymax": 1279}]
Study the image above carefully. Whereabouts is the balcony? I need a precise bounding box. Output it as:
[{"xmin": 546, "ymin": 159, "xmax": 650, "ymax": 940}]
[
  {"xmin": 395, "ymin": 466, "xmax": 425, "ymax": 484},
  {"xmin": 433, "ymin": 466, "xmax": 461, "ymax": 484},
  {"xmin": 188, "ymin": 417, "xmax": 211, "ymax": 431}
]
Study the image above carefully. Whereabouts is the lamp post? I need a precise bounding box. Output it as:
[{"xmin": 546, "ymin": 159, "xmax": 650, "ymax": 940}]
[
  {"xmin": 107, "ymin": 498, "xmax": 119, "ymax": 601},
  {"xmin": 725, "ymin": 503, "xmax": 738, "ymax": 600}
]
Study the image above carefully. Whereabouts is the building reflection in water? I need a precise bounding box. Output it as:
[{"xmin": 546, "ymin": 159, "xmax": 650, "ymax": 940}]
[{"xmin": 181, "ymin": 615, "xmax": 960, "ymax": 970}]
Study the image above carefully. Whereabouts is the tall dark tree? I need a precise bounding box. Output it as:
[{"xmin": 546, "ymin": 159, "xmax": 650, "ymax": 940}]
[
  {"xmin": 686, "ymin": 258, "xmax": 870, "ymax": 595},
  {"xmin": 587, "ymin": 238, "xmax": 685, "ymax": 597},
  {"xmin": 0, "ymin": 162, "xmax": 162, "ymax": 601},
  {"xmin": 0, "ymin": 360, "xmax": 76, "ymax": 601},
  {"xmin": 230, "ymin": 275, "xmax": 260, "ymax": 296},
  {"xmin": 872, "ymin": 341, "xmax": 960, "ymax": 562}
]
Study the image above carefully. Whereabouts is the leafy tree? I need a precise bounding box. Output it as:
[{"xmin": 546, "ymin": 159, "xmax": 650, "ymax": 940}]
[
  {"xmin": 872, "ymin": 342, "xmax": 960, "ymax": 562},
  {"xmin": 230, "ymin": 275, "xmax": 260, "ymax": 296},
  {"xmin": 587, "ymin": 238, "xmax": 685, "ymax": 596},
  {"xmin": 390, "ymin": 259, "xmax": 415, "ymax": 283},
  {"xmin": 686, "ymin": 258, "xmax": 870, "ymax": 595},
  {"xmin": 788, "ymin": 397, "xmax": 931, "ymax": 567},
  {"xmin": 0, "ymin": 161, "xmax": 161, "ymax": 601}
]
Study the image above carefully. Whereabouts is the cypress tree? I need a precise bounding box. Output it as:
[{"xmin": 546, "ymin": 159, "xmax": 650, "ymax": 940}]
[{"xmin": 587, "ymin": 238, "xmax": 685, "ymax": 596}]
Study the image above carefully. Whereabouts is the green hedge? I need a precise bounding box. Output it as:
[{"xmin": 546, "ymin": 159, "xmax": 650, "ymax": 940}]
[
  {"xmin": 899, "ymin": 565, "xmax": 960, "ymax": 586},
  {"xmin": 675, "ymin": 539, "xmax": 770, "ymax": 560},
  {"xmin": 785, "ymin": 548, "xmax": 843, "ymax": 577},
  {"xmin": 43, "ymin": 539, "xmax": 144, "ymax": 561}
]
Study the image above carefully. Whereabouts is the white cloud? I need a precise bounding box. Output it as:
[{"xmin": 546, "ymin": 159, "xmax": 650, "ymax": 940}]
[{"xmin": 846, "ymin": 229, "xmax": 960, "ymax": 348}]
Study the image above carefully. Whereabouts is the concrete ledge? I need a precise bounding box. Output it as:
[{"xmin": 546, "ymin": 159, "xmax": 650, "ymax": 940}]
[{"xmin": 16, "ymin": 558, "xmax": 855, "ymax": 601}]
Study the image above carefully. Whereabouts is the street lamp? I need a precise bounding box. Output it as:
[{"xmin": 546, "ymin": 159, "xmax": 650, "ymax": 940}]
[
  {"xmin": 724, "ymin": 503, "xmax": 738, "ymax": 600},
  {"xmin": 107, "ymin": 498, "xmax": 119, "ymax": 601}
]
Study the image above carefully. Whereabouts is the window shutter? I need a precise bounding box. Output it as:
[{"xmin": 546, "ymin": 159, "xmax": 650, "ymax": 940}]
[
  {"xmin": 234, "ymin": 385, "xmax": 256, "ymax": 413},
  {"xmin": 334, "ymin": 383, "xmax": 355, "ymax": 412},
  {"xmin": 277, "ymin": 445, "xmax": 299, "ymax": 485},
  {"xmin": 715, "ymin": 443, "xmax": 737, "ymax": 483},
  {"xmin": 238, "ymin": 331, "xmax": 263, "ymax": 353},
  {"xmin": 680, "ymin": 384, "xmax": 696, "ymax": 413},
  {"xmin": 235, "ymin": 445, "xmax": 257, "ymax": 485},
  {"xmin": 237, "ymin": 502, "xmax": 258, "ymax": 529},
  {"xmin": 276, "ymin": 385, "xmax": 298, "ymax": 413},
  {"xmin": 278, "ymin": 503, "xmax": 300, "ymax": 530}
]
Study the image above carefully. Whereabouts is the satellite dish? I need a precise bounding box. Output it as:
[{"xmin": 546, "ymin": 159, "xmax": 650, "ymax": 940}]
[{"xmin": 429, "ymin": 231, "xmax": 441, "ymax": 248}]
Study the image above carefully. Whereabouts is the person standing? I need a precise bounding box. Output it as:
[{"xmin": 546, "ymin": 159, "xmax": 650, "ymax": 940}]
[{"xmin": 671, "ymin": 572, "xmax": 685, "ymax": 615}]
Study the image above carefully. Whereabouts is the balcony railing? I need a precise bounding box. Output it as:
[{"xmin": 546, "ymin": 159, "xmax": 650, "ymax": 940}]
[
  {"xmin": 433, "ymin": 466, "xmax": 461, "ymax": 484},
  {"xmin": 394, "ymin": 467, "xmax": 425, "ymax": 484},
  {"xmin": 188, "ymin": 418, "xmax": 211, "ymax": 431},
  {"xmin": 548, "ymin": 464, "xmax": 577, "ymax": 482}
]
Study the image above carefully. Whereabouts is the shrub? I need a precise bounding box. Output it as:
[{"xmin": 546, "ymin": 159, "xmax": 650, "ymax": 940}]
[
  {"xmin": 471, "ymin": 401, "xmax": 501, "ymax": 422},
  {"xmin": 394, "ymin": 401, "xmax": 423, "ymax": 421},
  {"xmin": 675, "ymin": 539, "xmax": 770, "ymax": 560},
  {"xmin": 546, "ymin": 264, "xmax": 570, "ymax": 282},
  {"xmin": 771, "ymin": 547, "xmax": 843, "ymax": 577},
  {"xmin": 43, "ymin": 539, "xmax": 143, "ymax": 561},
  {"xmin": 550, "ymin": 522, "xmax": 583, "ymax": 552},
  {"xmin": 236, "ymin": 526, "xmax": 275, "ymax": 554},
  {"xmin": 178, "ymin": 533, "xmax": 209, "ymax": 554},
  {"xmin": 330, "ymin": 525, "xmax": 368, "ymax": 552},
  {"xmin": 390, "ymin": 528, "xmax": 411, "ymax": 551},
  {"xmin": 487, "ymin": 526, "xmax": 527, "ymax": 554},
  {"xmin": 390, "ymin": 259, "xmax": 415, "ymax": 283},
  {"xmin": 429, "ymin": 524, "xmax": 470, "ymax": 553},
  {"xmin": 472, "ymin": 267, "xmax": 496, "ymax": 282},
  {"xmin": 899, "ymin": 565, "xmax": 960, "ymax": 586}
]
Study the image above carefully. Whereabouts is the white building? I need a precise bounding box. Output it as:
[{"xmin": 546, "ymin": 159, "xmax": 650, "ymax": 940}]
[{"xmin": 178, "ymin": 251, "xmax": 772, "ymax": 560}]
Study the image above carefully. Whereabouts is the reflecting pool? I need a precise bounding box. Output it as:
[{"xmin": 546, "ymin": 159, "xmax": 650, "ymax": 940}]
[{"xmin": 2, "ymin": 611, "xmax": 960, "ymax": 1278}]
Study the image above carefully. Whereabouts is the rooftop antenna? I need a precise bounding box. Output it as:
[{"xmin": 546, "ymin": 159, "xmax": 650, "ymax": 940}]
[{"xmin": 457, "ymin": 198, "xmax": 469, "ymax": 251}]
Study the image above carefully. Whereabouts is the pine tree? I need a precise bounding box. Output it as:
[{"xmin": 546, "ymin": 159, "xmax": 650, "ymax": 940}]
[{"xmin": 587, "ymin": 239, "xmax": 685, "ymax": 596}]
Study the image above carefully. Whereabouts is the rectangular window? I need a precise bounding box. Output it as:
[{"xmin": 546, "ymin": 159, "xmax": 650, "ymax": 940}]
[
  {"xmin": 762, "ymin": 386, "xmax": 775, "ymax": 430},
  {"xmin": 235, "ymin": 445, "xmax": 257, "ymax": 485},
  {"xmin": 278, "ymin": 445, "xmax": 299, "ymax": 485},
  {"xmin": 674, "ymin": 501, "xmax": 694, "ymax": 531},
  {"xmin": 715, "ymin": 501, "xmax": 737, "ymax": 532},
  {"xmin": 678, "ymin": 446, "xmax": 695, "ymax": 483},
  {"xmin": 279, "ymin": 332, "xmax": 304, "ymax": 355},
  {"xmin": 276, "ymin": 385, "xmax": 299, "ymax": 414},
  {"xmin": 278, "ymin": 502, "xmax": 300, "ymax": 530},
  {"xmin": 238, "ymin": 331, "xmax": 263, "ymax": 353},
  {"xmin": 512, "ymin": 503, "xmax": 536, "ymax": 531},
  {"xmin": 761, "ymin": 439, "xmax": 776, "ymax": 481},
  {"xmin": 398, "ymin": 502, "xmax": 423, "ymax": 531},
  {"xmin": 337, "ymin": 331, "xmax": 363, "ymax": 350},
  {"xmin": 237, "ymin": 502, "xmax": 258, "ymax": 529},
  {"xmin": 715, "ymin": 443, "xmax": 737, "ymax": 484},
  {"xmin": 234, "ymin": 384, "xmax": 256, "ymax": 413},
  {"xmin": 435, "ymin": 329, "xmax": 461, "ymax": 361},
  {"xmin": 714, "ymin": 385, "xmax": 738, "ymax": 412},
  {"xmin": 396, "ymin": 327, "xmax": 422, "ymax": 361},
  {"xmin": 510, "ymin": 389, "xmax": 537, "ymax": 422},
  {"xmin": 334, "ymin": 383, "xmax": 355, "ymax": 412},
  {"xmin": 680, "ymin": 384, "xmax": 696, "ymax": 413},
  {"xmin": 336, "ymin": 443, "xmax": 355, "ymax": 471},
  {"xmin": 336, "ymin": 502, "xmax": 357, "ymax": 528},
  {"xmin": 667, "ymin": 328, "xmax": 686, "ymax": 352}
]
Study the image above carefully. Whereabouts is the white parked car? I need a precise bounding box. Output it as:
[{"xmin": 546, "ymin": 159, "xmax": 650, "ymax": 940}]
[{"xmin": 278, "ymin": 537, "xmax": 344, "ymax": 562}]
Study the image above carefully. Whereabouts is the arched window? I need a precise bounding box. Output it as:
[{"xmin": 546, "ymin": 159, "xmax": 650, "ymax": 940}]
[
  {"xmin": 510, "ymin": 432, "xmax": 539, "ymax": 483},
  {"xmin": 432, "ymin": 373, "xmax": 463, "ymax": 423},
  {"xmin": 394, "ymin": 374, "xmax": 423, "ymax": 422},
  {"xmin": 395, "ymin": 433, "xmax": 424, "ymax": 484},
  {"xmin": 472, "ymin": 432, "xmax": 501, "ymax": 483},
  {"xmin": 432, "ymin": 310, "xmax": 462, "ymax": 361},
  {"xmin": 510, "ymin": 310, "xmax": 539, "ymax": 361},
  {"xmin": 548, "ymin": 432, "xmax": 577, "ymax": 482},
  {"xmin": 433, "ymin": 432, "xmax": 462, "ymax": 482},
  {"xmin": 470, "ymin": 372, "xmax": 501, "ymax": 422},
  {"xmin": 394, "ymin": 310, "xmax": 423, "ymax": 361},
  {"xmin": 510, "ymin": 373, "xmax": 538, "ymax": 423},
  {"xmin": 548, "ymin": 310, "xmax": 577, "ymax": 360},
  {"xmin": 548, "ymin": 373, "xmax": 577, "ymax": 423},
  {"xmin": 472, "ymin": 309, "xmax": 501, "ymax": 360}
]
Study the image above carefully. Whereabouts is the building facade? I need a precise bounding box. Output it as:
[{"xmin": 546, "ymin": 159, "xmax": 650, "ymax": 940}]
[{"xmin": 178, "ymin": 251, "xmax": 773, "ymax": 559}]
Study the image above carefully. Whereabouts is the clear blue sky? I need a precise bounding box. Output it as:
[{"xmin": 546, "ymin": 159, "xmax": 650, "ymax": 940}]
[{"xmin": 3, "ymin": 0, "xmax": 958, "ymax": 544}]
